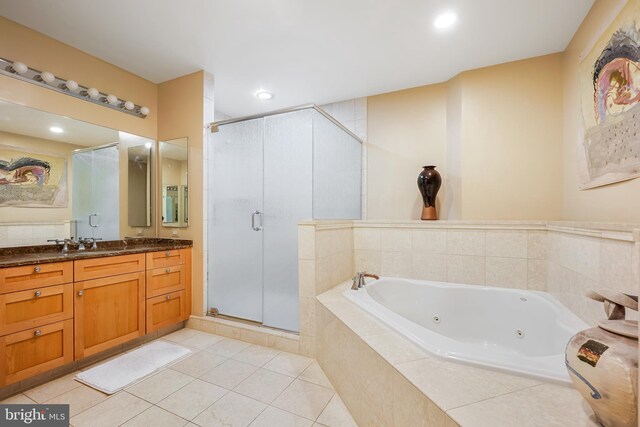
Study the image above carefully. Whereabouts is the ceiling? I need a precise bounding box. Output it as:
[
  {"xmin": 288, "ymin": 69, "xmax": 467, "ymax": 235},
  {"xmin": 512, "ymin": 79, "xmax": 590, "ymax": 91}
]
[
  {"xmin": 0, "ymin": 0, "xmax": 594, "ymax": 118},
  {"xmin": 0, "ymin": 100, "xmax": 119, "ymax": 146}
]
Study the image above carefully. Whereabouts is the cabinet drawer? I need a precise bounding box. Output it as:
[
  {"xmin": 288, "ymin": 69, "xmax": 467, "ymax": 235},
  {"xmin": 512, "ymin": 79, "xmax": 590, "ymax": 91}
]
[
  {"xmin": 146, "ymin": 249, "xmax": 186, "ymax": 269},
  {"xmin": 146, "ymin": 290, "xmax": 186, "ymax": 333},
  {"xmin": 0, "ymin": 283, "xmax": 73, "ymax": 336},
  {"xmin": 74, "ymin": 272, "xmax": 145, "ymax": 359},
  {"xmin": 74, "ymin": 253, "xmax": 145, "ymax": 281},
  {"xmin": 0, "ymin": 262, "xmax": 73, "ymax": 294},
  {"xmin": 146, "ymin": 265, "xmax": 185, "ymax": 298},
  {"xmin": 0, "ymin": 319, "xmax": 73, "ymax": 386}
]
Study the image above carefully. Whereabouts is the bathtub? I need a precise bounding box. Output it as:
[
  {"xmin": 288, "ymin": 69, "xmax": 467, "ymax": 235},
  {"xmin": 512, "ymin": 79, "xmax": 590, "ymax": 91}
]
[{"xmin": 344, "ymin": 277, "xmax": 589, "ymax": 384}]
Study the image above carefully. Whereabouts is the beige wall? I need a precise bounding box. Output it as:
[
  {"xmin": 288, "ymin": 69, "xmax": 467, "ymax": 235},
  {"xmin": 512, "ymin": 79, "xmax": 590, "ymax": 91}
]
[
  {"xmin": 459, "ymin": 54, "xmax": 564, "ymax": 220},
  {"xmin": 561, "ymin": 0, "xmax": 640, "ymax": 223},
  {"xmin": 0, "ymin": 131, "xmax": 82, "ymax": 223},
  {"xmin": 367, "ymin": 83, "xmax": 448, "ymax": 219},
  {"xmin": 367, "ymin": 54, "xmax": 564, "ymax": 221},
  {"xmin": 157, "ymin": 71, "xmax": 206, "ymax": 316}
]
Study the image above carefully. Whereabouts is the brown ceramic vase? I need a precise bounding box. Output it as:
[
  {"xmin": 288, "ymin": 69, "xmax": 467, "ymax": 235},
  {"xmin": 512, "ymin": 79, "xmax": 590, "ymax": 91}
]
[{"xmin": 417, "ymin": 166, "xmax": 441, "ymax": 220}]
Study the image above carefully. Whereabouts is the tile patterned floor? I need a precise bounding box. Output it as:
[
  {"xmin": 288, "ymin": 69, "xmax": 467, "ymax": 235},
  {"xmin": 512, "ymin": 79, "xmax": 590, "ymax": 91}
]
[{"xmin": 3, "ymin": 328, "xmax": 357, "ymax": 427}]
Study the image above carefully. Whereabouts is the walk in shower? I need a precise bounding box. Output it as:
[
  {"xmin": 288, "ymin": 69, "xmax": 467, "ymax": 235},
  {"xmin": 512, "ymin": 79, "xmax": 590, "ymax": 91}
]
[{"xmin": 207, "ymin": 106, "xmax": 362, "ymax": 332}]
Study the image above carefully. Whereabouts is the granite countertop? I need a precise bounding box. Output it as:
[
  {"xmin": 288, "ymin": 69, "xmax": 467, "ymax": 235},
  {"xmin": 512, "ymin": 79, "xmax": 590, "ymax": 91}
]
[{"xmin": 0, "ymin": 238, "xmax": 193, "ymax": 268}]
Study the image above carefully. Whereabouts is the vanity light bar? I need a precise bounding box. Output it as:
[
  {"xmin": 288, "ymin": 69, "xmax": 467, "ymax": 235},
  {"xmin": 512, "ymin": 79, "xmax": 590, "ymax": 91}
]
[{"xmin": 0, "ymin": 57, "xmax": 150, "ymax": 118}]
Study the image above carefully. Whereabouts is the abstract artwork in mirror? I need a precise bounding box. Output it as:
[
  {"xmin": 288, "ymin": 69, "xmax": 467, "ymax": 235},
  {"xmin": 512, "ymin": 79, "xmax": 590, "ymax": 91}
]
[
  {"xmin": 127, "ymin": 142, "xmax": 152, "ymax": 227},
  {"xmin": 0, "ymin": 145, "xmax": 68, "ymax": 207},
  {"xmin": 160, "ymin": 138, "xmax": 188, "ymax": 228}
]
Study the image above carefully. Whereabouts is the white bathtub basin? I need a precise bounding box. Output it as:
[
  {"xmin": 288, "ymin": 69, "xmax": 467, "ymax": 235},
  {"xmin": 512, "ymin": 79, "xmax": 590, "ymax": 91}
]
[{"xmin": 344, "ymin": 277, "xmax": 588, "ymax": 384}]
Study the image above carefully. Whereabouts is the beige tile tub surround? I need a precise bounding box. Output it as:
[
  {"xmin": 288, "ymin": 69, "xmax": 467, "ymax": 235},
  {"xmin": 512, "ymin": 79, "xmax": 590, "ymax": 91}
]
[
  {"xmin": 316, "ymin": 282, "xmax": 599, "ymax": 427},
  {"xmin": 301, "ymin": 220, "xmax": 640, "ymax": 328},
  {"xmin": 298, "ymin": 222, "xmax": 355, "ymax": 357},
  {"xmin": 353, "ymin": 222, "xmax": 550, "ymax": 290}
]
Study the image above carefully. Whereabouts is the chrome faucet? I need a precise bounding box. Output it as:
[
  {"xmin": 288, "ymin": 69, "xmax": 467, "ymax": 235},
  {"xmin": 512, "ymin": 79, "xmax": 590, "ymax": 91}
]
[
  {"xmin": 351, "ymin": 271, "xmax": 380, "ymax": 290},
  {"xmin": 79, "ymin": 237, "xmax": 102, "ymax": 250},
  {"xmin": 47, "ymin": 238, "xmax": 74, "ymax": 253}
]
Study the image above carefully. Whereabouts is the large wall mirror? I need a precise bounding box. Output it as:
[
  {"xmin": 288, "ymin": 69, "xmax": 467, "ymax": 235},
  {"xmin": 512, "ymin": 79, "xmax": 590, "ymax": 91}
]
[
  {"xmin": 0, "ymin": 99, "xmax": 156, "ymax": 246},
  {"xmin": 160, "ymin": 138, "xmax": 188, "ymax": 228}
]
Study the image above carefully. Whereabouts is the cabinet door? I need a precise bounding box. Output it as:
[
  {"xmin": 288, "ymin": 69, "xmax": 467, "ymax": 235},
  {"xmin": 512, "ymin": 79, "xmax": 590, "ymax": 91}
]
[
  {"xmin": 74, "ymin": 272, "xmax": 145, "ymax": 359},
  {"xmin": 146, "ymin": 290, "xmax": 186, "ymax": 333},
  {"xmin": 0, "ymin": 283, "xmax": 73, "ymax": 335},
  {"xmin": 0, "ymin": 320, "xmax": 73, "ymax": 386},
  {"xmin": 146, "ymin": 265, "xmax": 185, "ymax": 298}
]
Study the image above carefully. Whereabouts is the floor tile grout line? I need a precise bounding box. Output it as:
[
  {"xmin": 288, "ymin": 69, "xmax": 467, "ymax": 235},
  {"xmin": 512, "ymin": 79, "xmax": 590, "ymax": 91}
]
[{"xmin": 18, "ymin": 330, "xmax": 351, "ymax": 426}]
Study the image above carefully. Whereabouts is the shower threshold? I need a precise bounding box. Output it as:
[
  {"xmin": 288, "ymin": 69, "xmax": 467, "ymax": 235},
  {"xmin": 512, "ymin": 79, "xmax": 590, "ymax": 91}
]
[{"xmin": 206, "ymin": 310, "xmax": 299, "ymax": 335}]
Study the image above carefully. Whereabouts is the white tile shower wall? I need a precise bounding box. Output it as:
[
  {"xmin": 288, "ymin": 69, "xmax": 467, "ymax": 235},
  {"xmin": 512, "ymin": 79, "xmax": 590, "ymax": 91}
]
[
  {"xmin": 320, "ymin": 98, "xmax": 367, "ymax": 220},
  {"xmin": 546, "ymin": 229, "xmax": 639, "ymax": 326},
  {"xmin": 0, "ymin": 222, "xmax": 71, "ymax": 247},
  {"xmin": 354, "ymin": 226, "xmax": 547, "ymax": 291}
]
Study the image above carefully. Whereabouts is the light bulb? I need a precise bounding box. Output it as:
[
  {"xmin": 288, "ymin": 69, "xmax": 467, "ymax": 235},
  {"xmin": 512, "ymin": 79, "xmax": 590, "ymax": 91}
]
[
  {"xmin": 39, "ymin": 71, "xmax": 55, "ymax": 84},
  {"xmin": 49, "ymin": 126, "xmax": 64, "ymax": 134},
  {"xmin": 87, "ymin": 87, "xmax": 100, "ymax": 100},
  {"xmin": 124, "ymin": 101, "xmax": 135, "ymax": 111},
  {"xmin": 64, "ymin": 80, "xmax": 78, "ymax": 91},
  {"xmin": 11, "ymin": 62, "xmax": 28, "ymax": 75},
  {"xmin": 139, "ymin": 106, "xmax": 150, "ymax": 116},
  {"xmin": 106, "ymin": 94, "xmax": 119, "ymax": 106},
  {"xmin": 144, "ymin": 142, "xmax": 152, "ymax": 149},
  {"xmin": 255, "ymin": 90, "xmax": 273, "ymax": 100}
]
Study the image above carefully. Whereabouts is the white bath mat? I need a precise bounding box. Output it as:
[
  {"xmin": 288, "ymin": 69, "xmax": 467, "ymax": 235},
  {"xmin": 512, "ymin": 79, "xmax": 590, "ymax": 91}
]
[{"xmin": 75, "ymin": 341, "xmax": 192, "ymax": 394}]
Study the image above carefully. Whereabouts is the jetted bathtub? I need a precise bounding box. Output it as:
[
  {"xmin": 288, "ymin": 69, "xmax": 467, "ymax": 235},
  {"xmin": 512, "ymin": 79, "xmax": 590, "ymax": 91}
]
[{"xmin": 344, "ymin": 277, "xmax": 588, "ymax": 383}]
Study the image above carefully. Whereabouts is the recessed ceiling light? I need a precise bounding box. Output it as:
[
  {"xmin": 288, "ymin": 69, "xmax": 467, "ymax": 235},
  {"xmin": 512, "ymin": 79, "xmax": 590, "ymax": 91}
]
[
  {"xmin": 145, "ymin": 142, "xmax": 152, "ymax": 149},
  {"xmin": 49, "ymin": 126, "xmax": 64, "ymax": 133},
  {"xmin": 255, "ymin": 90, "xmax": 273, "ymax": 100},
  {"xmin": 434, "ymin": 12, "xmax": 457, "ymax": 29}
]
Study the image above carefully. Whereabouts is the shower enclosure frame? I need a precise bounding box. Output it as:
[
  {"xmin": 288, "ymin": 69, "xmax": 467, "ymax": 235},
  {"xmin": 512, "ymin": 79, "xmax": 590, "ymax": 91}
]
[{"xmin": 205, "ymin": 104, "xmax": 363, "ymax": 333}]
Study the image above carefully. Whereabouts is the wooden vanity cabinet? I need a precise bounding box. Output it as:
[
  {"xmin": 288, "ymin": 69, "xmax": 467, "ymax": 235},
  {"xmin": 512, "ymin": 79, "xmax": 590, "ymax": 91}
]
[{"xmin": 0, "ymin": 246, "xmax": 192, "ymax": 386}]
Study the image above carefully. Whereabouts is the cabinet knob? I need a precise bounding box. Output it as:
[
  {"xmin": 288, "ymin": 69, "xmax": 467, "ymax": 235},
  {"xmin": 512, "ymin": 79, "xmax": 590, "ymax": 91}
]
[
  {"xmin": 34, "ymin": 290, "xmax": 42, "ymax": 298},
  {"xmin": 165, "ymin": 251, "xmax": 171, "ymax": 257},
  {"xmin": 78, "ymin": 290, "xmax": 84, "ymax": 296},
  {"xmin": 34, "ymin": 266, "xmax": 41, "ymax": 273},
  {"xmin": 34, "ymin": 330, "xmax": 42, "ymax": 337},
  {"xmin": 166, "ymin": 295, "xmax": 171, "ymax": 300},
  {"xmin": 165, "ymin": 267, "xmax": 171, "ymax": 273}
]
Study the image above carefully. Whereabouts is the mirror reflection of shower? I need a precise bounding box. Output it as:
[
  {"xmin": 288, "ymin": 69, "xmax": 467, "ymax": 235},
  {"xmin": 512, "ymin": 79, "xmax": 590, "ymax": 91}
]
[{"xmin": 72, "ymin": 143, "xmax": 120, "ymax": 240}]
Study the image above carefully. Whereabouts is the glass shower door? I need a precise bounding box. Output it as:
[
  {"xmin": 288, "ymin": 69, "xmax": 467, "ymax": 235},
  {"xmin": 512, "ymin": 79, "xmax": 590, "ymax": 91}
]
[
  {"xmin": 262, "ymin": 111, "xmax": 313, "ymax": 331},
  {"xmin": 72, "ymin": 145, "xmax": 120, "ymax": 240},
  {"xmin": 209, "ymin": 119, "xmax": 264, "ymax": 323}
]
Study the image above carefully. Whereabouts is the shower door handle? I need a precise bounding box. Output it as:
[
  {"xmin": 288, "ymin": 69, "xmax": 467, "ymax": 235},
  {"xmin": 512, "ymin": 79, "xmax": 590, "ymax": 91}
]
[
  {"xmin": 89, "ymin": 213, "xmax": 100, "ymax": 228},
  {"xmin": 251, "ymin": 210, "xmax": 262, "ymax": 231}
]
